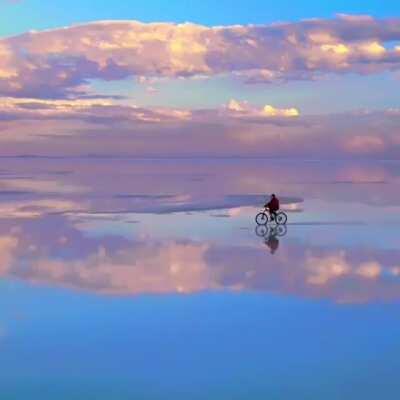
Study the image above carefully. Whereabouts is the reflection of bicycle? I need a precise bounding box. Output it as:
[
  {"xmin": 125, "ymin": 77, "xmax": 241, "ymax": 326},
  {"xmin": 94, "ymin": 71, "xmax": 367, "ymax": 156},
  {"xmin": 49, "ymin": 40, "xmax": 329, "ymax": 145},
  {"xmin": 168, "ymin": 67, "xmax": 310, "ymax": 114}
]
[
  {"xmin": 255, "ymin": 224, "xmax": 287, "ymax": 238},
  {"xmin": 255, "ymin": 224, "xmax": 287, "ymax": 255},
  {"xmin": 255, "ymin": 209, "xmax": 287, "ymax": 226}
]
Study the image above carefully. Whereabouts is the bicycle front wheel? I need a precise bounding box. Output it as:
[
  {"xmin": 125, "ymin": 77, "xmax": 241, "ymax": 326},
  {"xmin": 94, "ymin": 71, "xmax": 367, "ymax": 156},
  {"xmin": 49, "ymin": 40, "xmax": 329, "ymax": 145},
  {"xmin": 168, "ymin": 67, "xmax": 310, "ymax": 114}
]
[
  {"xmin": 276, "ymin": 212, "xmax": 287, "ymax": 225},
  {"xmin": 255, "ymin": 212, "xmax": 268, "ymax": 225}
]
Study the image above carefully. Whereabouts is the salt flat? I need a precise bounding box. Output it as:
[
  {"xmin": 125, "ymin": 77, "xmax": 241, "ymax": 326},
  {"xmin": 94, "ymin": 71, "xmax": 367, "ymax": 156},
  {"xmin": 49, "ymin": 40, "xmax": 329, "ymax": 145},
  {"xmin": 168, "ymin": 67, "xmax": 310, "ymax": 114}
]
[{"xmin": 0, "ymin": 158, "xmax": 399, "ymax": 399}]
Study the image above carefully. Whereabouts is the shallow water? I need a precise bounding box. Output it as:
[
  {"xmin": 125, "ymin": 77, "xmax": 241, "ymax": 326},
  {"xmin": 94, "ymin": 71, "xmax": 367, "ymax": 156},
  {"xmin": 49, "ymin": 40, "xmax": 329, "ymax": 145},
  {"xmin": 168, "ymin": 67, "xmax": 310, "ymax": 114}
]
[{"xmin": 0, "ymin": 158, "xmax": 400, "ymax": 399}]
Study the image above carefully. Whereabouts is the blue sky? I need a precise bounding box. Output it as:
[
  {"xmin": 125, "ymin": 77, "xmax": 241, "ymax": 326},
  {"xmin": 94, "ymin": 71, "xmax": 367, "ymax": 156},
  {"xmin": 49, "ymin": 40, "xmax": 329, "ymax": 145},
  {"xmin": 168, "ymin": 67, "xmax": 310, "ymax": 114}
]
[
  {"xmin": 1, "ymin": 0, "xmax": 400, "ymax": 37},
  {"xmin": 91, "ymin": 71, "xmax": 400, "ymax": 114}
]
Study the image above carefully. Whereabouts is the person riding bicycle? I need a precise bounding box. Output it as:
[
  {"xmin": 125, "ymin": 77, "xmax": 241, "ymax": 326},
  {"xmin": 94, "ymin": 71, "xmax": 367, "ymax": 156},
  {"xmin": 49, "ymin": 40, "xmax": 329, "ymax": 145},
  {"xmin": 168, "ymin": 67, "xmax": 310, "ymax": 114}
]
[{"xmin": 264, "ymin": 194, "xmax": 280, "ymax": 221}]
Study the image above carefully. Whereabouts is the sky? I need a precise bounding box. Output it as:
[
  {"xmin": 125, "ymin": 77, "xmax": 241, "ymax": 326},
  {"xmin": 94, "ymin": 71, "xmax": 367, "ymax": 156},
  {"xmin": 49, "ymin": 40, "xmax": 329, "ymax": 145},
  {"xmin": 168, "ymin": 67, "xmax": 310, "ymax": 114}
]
[
  {"xmin": 0, "ymin": 0, "xmax": 399, "ymax": 158},
  {"xmin": 2, "ymin": 0, "xmax": 400, "ymax": 36}
]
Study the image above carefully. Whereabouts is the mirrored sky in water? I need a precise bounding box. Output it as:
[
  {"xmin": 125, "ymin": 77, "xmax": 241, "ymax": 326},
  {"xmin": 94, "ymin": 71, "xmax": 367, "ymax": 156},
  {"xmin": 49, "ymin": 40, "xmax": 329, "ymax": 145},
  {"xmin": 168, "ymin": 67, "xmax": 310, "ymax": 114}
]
[{"xmin": 0, "ymin": 158, "xmax": 400, "ymax": 398}]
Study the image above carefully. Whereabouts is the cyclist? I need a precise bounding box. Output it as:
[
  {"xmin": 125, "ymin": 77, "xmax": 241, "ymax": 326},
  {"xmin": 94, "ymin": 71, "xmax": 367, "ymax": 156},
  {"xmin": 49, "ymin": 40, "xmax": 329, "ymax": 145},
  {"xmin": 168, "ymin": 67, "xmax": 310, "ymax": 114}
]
[{"xmin": 264, "ymin": 194, "xmax": 280, "ymax": 221}]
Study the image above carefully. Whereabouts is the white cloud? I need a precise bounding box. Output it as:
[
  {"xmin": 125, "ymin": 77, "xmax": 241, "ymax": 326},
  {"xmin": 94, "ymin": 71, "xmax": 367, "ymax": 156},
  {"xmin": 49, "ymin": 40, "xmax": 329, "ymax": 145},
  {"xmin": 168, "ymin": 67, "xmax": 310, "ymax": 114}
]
[{"xmin": 225, "ymin": 99, "xmax": 299, "ymax": 118}]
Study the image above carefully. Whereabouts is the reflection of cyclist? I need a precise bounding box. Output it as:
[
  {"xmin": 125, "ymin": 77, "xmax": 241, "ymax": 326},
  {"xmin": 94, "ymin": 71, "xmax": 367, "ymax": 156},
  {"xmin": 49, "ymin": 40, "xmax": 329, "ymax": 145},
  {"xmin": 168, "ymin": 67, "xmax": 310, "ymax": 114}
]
[
  {"xmin": 265, "ymin": 229, "xmax": 279, "ymax": 254},
  {"xmin": 264, "ymin": 194, "xmax": 280, "ymax": 221}
]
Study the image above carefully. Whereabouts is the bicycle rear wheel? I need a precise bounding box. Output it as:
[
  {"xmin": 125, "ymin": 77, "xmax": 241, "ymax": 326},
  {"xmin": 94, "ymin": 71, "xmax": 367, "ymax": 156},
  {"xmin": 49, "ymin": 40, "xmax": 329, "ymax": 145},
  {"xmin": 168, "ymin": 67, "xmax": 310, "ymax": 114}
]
[
  {"xmin": 276, "ymin": 212, "xmax": 287, "ymax": 225},
  {"xmin": 255, "ymin": 212, "xmax": 268, "ymax": 225}
]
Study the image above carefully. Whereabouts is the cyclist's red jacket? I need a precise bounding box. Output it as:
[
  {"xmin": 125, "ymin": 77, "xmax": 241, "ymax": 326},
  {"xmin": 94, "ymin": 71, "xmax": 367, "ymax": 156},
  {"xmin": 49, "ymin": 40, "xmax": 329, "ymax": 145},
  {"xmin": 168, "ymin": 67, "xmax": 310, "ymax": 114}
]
[{"xmin": 267, "ymin": 197, "xmax": 279, "ymax": 212}]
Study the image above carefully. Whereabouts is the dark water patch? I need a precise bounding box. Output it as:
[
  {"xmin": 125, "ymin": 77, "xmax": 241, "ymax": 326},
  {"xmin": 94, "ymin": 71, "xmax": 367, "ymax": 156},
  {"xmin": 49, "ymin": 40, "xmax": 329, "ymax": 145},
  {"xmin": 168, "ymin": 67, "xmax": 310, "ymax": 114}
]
[
  {"xmin": 114, "ymin": 194, "xmax": 175, "ymax": 200},
  {"xmin": 288, "ymin": 221, "xmax": 366, "ymax": 226},
  {"xmin": 210, "ymin": 214, "xmax": 231, "ymax": 218},
  {"xmin": 0, "ymin": 190, "xmax": 34, "ymax": 196}
]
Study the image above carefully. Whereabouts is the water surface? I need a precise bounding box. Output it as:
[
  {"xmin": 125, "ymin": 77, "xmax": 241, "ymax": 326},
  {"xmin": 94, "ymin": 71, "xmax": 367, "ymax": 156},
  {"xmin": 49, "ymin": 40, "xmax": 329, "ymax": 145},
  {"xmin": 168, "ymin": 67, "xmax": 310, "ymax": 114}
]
[{"xmin": 0, "ymin": 158, "xmax": 399, "ymax": 399}]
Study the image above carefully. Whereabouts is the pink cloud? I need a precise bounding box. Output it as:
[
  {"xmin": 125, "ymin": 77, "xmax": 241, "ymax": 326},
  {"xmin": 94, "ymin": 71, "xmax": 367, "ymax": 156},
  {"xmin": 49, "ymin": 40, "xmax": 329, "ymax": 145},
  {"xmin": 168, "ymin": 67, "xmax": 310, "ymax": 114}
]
[
  {"xmin": 1, "ymin": 16, "xmax": 400, "ymax": 98},
  {"xmin": 343, "ymin": 135, "xmax": 386, "ymax": 154},
  {"xmin": 0, "ymin": 98, "xmax": 398, "ymax": 159}
]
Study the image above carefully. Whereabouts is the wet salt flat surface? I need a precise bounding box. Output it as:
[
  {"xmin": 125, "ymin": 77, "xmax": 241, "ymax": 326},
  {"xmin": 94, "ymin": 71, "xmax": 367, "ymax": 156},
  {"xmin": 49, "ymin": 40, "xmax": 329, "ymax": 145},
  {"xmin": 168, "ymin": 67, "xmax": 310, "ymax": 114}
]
[{"xmin": 0, "ymin": 158, "xmax": 400, "ymax": 399}]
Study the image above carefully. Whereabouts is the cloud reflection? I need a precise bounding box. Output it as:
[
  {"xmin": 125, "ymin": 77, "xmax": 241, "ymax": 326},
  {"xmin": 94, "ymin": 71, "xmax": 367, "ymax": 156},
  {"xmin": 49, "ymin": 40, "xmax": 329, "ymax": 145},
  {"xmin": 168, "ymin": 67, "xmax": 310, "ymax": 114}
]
[
  {"xmin": 0, "ymin": 159, "xmax": 397, "ymax": 303},
  {"xmin": 0, "ymin": 210, "xmax": 397, "ymax": 303}
]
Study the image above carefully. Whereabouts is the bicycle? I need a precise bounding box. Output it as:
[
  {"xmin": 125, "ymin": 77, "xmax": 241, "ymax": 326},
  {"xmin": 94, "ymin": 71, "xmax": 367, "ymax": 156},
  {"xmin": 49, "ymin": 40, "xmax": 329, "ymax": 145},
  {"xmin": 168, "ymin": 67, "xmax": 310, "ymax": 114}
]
[{"xmin": 255, "ymin": 208, "xmax": 287, "ymax": 226}]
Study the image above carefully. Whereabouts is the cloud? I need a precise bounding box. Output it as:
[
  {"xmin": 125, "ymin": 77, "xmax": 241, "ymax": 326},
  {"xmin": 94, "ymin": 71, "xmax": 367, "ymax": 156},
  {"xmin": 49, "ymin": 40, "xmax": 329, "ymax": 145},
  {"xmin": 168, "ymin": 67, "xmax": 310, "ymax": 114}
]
[
  {"xmin": 0, "ymin": 97, "xmax": 192, "ymax": 124},
  {"xmin": 0, "ymin": 97, "xmax": 299, "ymax": 128},
  {"xmin": 225, "ymin": 99, "xmax": 299, "ymax": 117},
  {"xmin": 343, "ymin": 135, "xmax": 386, "ymax": 154},
  {"xmin": 0, "ymin": 199, "xmax": 84, "ymax": 218},
  {"xmin": 0, "ymin": 97, "xmax": 398, "ymax": 159},
  {"xmin": 1, "ymin": 16, "xmax": 400, "ymax": 98}
]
